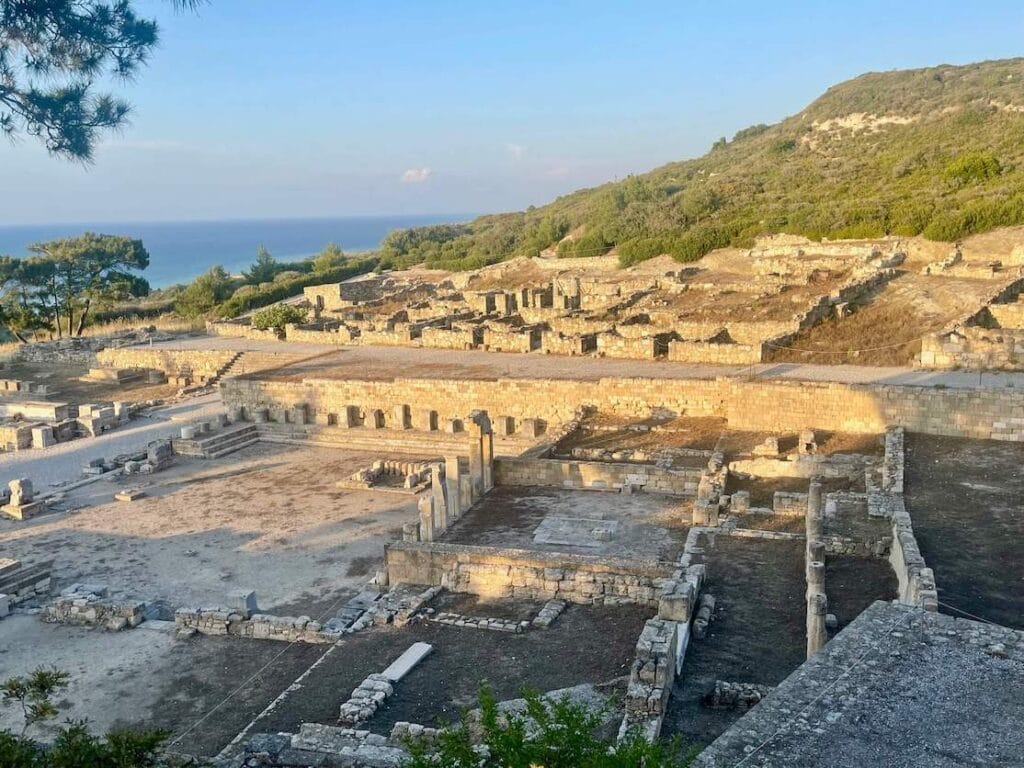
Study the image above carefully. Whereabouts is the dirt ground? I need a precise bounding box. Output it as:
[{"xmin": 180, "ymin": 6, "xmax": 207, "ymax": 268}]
[
  {"xmin": 0, "ymin": 358, "xmax": 178, "ymax": 403},
  {"xmin": 0, "ymin": 442, "xmax": 423, "ymax": 609},
  {"xmin": 662, "ymin": 535, "xmax": 806, "ymax": 748},
  {"xmin": 765, "ymin": 270, "xmax": 1006, "ymax": 366},
  {"xmin": 825, "ymin": 555, "xmax": 897, "ymax": 632},
  {"xmin": 904, "ymin": 434, "xmax": 1024, "ymax": 629},
  {"xmin": 441, "ymin": 486, "xmax": 690, "ymax": 561},
  {"xmin": 144, "ymin": 603, "xmax": 649, "ymax": 757}
]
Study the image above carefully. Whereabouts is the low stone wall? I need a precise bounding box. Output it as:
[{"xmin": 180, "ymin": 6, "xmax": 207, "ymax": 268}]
[
  {"xmin": 989, "ymin": 302, "xmax": 1024, "ymax": 329},
  {"xmin": 223, "ymin": 374, "xmax": 1024, "ymax": 442},
  {"xmin": 174, "ymin": 607, "xmax": 348, "ymax": 643},
  {"xmin": 385, "ymin": 541, "xmax": 673, "ymax": 607},
  {"xmin": 667, "ymin": 340, "xmax": 763, "ymax": 365},
  {"xmin": 622, "ymin": 618, "xmax": 677, "ymax": 737},
  {"xmin": 43, "ymin": 592, "xmax": 145, "ymax": 631},
  {"xmin": 97, "ymin": 348, "xmax": 236, "ymax": 380},
  {"xmin": 919, "ymin": 326, "xmax": 1024, "ymax": 370},
  {"xmin": 873, "ymin": 427, "xmax": 937, "ymax": 611},
  {"xmin": 494, "ymin": 457, "xmax": 700, "ymax": 496}
]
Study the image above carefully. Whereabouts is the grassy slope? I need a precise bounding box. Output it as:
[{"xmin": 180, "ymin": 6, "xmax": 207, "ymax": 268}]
[{"xmin": 379, "ymin": 58, "xmax": 1024, "ymax": 271}]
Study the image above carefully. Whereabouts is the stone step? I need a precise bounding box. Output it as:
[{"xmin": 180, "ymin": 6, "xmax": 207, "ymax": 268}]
[
  {"xmin": 205, "ymin": 435, "xmax": 260, "ymax": 459},
  {"xmin": 0, "ymin": 561, "xmax": 53, "ymax": 595},
  {"xmin": 190, "ymin": 424, "xmax": 258, "ymax": 450}
]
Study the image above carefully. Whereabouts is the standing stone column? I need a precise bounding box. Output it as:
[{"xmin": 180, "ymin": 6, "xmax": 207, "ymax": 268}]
[
  {"xmin": 418, "ymin": 496, "xmax": 435, "ymax": 543},
  {"xmin": 444, "ymin": 455, "xmax": 463, "ymax": 521},
  {"xmin": 806, "ymin": 591, "xmax": 828, "ymax": 657},
  {"xmin": 431, "ymin": 463, "xmax": 448, "ymax": 533},
  {"xmin": 467, "ymin": 410, "xmax": 494, "ymax": 499}
]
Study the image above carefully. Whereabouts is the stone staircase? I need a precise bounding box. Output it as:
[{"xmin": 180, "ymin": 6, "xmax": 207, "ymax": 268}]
[
  {"xmin": 210, "ymin": 350, "xmax": 329, "ymax": 385},
  {"xmin": 205, "ymin": 351, "xmax": 244, "ymax": 387},
  {"xmin": 173, "ymin": 423, "xmax": 260, "ymax": 459}
]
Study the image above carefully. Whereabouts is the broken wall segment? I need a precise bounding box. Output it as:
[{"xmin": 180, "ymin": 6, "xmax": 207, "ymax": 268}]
[
  {"xmin": 385, "ymin": 541, "xmax": 674, "ymax": 607},
  {"xmin": 494, "ymin": 457, "xmax": 701, "ymax": 496}
]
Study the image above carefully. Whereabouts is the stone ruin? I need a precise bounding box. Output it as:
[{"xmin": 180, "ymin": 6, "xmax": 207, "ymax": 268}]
[
  {"xmin": 336, "ymin": 459, "xmax": 434, "ymax": 493},
  {"xmin": 1, "ymin": 478, "xmax": 42, "ymax": 521}
]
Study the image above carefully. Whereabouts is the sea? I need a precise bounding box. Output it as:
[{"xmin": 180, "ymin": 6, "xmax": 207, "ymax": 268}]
[{"xmin": 0, "ymin": 214, "xmax": 470, "ymax": 288}]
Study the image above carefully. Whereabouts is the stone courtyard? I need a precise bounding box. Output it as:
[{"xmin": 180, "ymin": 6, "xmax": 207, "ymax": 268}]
[{"xmin": 1, "ymin": 238, "xmax": 1023, "ymax": 765}]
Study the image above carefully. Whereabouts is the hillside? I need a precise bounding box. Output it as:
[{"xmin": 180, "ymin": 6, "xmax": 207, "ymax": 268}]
[{"xmin": 378, "ymin": 58, "xmax": 1024, "ymax": 271}]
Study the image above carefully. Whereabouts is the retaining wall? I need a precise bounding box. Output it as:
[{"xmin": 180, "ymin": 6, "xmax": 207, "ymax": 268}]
[
  {"xmin": 494, "ymin": 457, "xmax": 700, "ymax": 496},
  {"xmin": 384, "ymin": 541, "xmax": 674, "ymax": 606},
  {"xmin": 221, "ymin": 375, "xmax": 1024, "ymax": 442}
]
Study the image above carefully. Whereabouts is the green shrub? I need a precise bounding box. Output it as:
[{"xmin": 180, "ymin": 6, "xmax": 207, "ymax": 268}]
[
  {"xmin": 944, "ymin": 151, "xmax": 1001, "ymax": 186},
  {"xmin": 216, "ymin": 257, "xmax": 378, "ymax": 317},
  {"xmin": 401, "ymin": 686, "xmax": 697, "ymax": 768},
  {"xmin": 251, "ymin": 304, "xmax": 308, "ymax": 331}
]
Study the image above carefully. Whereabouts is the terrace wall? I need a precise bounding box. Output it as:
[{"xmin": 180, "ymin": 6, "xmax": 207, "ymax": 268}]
[
  {"xmin": 221, "ymin": 375, "xmax": 1024, "ymax": 441},
  {"xmin": 494, "ymin": 457, "xmax": 701, "ymax": 496},
  {"xmin": 384, "ymin": 541, "xmax": 673, "ymax": 606}
]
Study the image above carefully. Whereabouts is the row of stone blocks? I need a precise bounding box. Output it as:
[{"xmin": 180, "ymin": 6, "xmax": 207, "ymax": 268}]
[
  {"xmin": 42, "ymin": 584, "xmax": 145, "ymax": 631},
  {"xmin": 231, "ymin": 402, "xmax": 544, "ymax": 439}
]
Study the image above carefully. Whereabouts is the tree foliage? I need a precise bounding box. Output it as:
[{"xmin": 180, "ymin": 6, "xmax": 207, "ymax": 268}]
[
  {"xmin": 173, "ymin": 265, "xmax": 234, "ymax": 318},
  {"xmin": 311, "ymin": 242, "xmax": 346, "ymax": 273},
  {"xmin": 2, "ymin": 668, "xmax": 167, "ymax": 768},
  {"xmin": 0, "ymin": 0, "xmax": 200, "ymax": 161},
  {"xmin": 243, "ymin": 245, "xmax": 280, "ymax": 284},
  {"xmin": 0, "ymin": 233, "xmax": 149, "ymax": 339},
  {"xmin": 402, "ymin": 686, "xmax": 696, "ymax": 768}
]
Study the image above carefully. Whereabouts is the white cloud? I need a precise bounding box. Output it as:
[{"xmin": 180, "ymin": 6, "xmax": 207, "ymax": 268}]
[
  {"xmin": 400, "ymin": 167, "xmax": 433, "ymax": 184},
  {"xmin": 505, "ymin": 143, "xmax": 526, "ymax": 161}
]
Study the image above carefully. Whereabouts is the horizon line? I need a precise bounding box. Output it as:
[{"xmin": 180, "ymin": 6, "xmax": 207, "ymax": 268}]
[{"xmin": 0, "ymin": 211, "xmax": 482, "ymax": 230}]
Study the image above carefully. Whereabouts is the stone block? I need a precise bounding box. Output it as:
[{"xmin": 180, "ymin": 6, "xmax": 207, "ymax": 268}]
[
  {"xmin": 227, "ymin": 589, "xmax": 258, "ymax": 618},
  {"xmin": 381, "ymin": 642, "xmax": 434, "ymax": 682}
]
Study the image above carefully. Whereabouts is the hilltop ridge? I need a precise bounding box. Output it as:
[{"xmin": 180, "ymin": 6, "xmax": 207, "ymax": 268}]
[{"xmin": 378, "ymin": 58, "xmax": 1024, "ymax": 271}]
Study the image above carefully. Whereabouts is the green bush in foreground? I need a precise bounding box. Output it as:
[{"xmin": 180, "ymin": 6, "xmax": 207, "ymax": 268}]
[
  {"xmin": 251, "ymin": 304, "xmax": 308, "ymax": 331},
  {"xmin": 2, "ymin": 668, "xmax": 167, "ymax": 768},
  {"xmin": 402, "ymin": 686, "xmax": 697, "ymax": 768}
]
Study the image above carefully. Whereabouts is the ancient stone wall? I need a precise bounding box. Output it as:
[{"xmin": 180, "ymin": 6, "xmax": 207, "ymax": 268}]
[
  {"xmin": 174, "ymin": 607, "xmax": 347, "ymax": 643},
  {"xmin": 919, "ymin": 326, "xmax": 1024, "ymax": 369},
  {"xmin": 222, "ymin": 375, "xmax": 1024, "ymax": 442},
  {"xmin": 666, "ymin": 340, "xmax": 763, "ymax": 364},
  {"xmin": 494, "ymin": 457, "xmax": 701, "ymax": 496},
  {"xmin": 989, "ymin": 302, "xmax": 1024, "ymax": 329},
  {"xmin": 96, "ymin": 348, "xmax": 236, "ymax": 380},
  {"xmin": 384, "ymin": 541, "xmax": 672, "ymax": 606}
]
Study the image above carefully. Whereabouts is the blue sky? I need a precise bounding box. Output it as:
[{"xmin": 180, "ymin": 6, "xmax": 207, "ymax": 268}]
[{"xmin": 3, "ymin": 0, "xmax": 1024, "ymax": 225}]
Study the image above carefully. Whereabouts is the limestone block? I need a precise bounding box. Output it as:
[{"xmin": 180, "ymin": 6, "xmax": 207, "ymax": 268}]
[{"xmin": 227, "ymin": 589, "xmax": 258, "ymax": 618}]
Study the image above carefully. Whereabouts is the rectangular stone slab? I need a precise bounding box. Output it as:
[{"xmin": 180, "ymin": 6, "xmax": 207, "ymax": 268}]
[{"xmin": 381, "ymin": 642, "xmax": 433, "ymax": 683}]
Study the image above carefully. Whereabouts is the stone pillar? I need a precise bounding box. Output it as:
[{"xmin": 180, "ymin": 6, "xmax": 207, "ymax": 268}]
[
  {"xmin": 481, "ymin": 428, "xmax": 494, "ymax": 492},
  {"xmin": 418, "ymin": 409, "xmax": 437, "ymax": 432},
  {"xmin": 431, "ymin": 464, "xmax": 448, "ymax": 533},
  {"xmin": 342, "ymin": 406, "xmax": 358, "ymax": 428},
  {"xmin": 444, "ymin": 455, "xmax": 463, "ymax": 521},
  {"xmin": 291, "ymin": 404, "xmax": 308, "ymax": 425},
  {"xmin": 459, "ymin": 475, "xmax": 473, "ymax": 513},
  {"xmin": 807, "ymin": 591, "xmax": 828, "ymax": 657},
  {"xmin": 468, "ymin": 410, "xmax": 494, "ymax": 499},
  {"xmin": 806, "ymin": 481, "xmax": 823, "ymax": 545},
  {"xmin": 393, "ymin": 404, "xmax": 411, "ymax": 430},
  {"xmin": 418, "ymin": 496, "xmax": 435, "ymax": 543}
]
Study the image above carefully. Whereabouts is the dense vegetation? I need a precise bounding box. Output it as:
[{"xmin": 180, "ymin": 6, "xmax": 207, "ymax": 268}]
[
  {"xmin": 171, "ymin": 243, "xmax": 377, "ymax": 320},
  {"xmin": 377, "ymin": 58, "xmax": 1024, "ymax": 270},
  {"xmin": 402, "ymin": 687, "xmax": 696, "ymax": 768},
  {"xmin": 0, "ymin": 233, "xmax": 150, "ymax": 341}
]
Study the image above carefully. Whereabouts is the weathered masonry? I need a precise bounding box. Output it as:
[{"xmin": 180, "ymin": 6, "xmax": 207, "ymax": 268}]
[{"xmin": 221, "ymin": 374, "xmax": 1024, "ymax": 442}]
